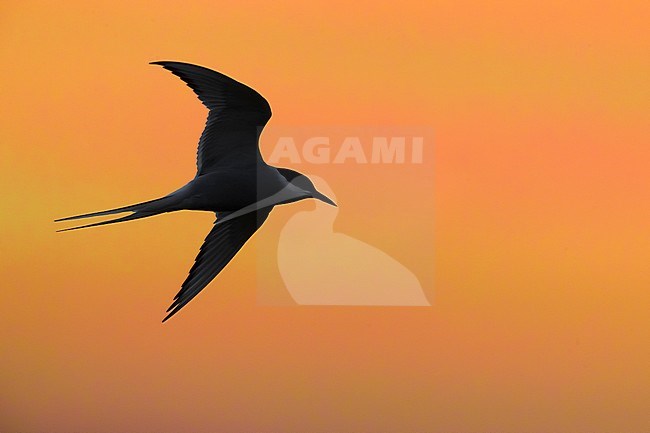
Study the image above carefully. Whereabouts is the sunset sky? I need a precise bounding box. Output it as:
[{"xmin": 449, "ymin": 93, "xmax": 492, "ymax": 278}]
[{"xmin": 1, "ymin": 1, "xmax": 649, "ymax": 432}]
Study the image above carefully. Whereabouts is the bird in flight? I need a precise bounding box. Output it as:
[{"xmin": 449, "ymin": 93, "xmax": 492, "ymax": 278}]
[{"xmin": 55, "ymin": 61, "xmax": 336, "ymax": 322}]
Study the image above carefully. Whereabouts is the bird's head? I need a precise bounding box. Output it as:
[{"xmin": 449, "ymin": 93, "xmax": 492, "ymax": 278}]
[{"xmin": 277, "ymin": 168, "xmax": 337, "ymax": 207}]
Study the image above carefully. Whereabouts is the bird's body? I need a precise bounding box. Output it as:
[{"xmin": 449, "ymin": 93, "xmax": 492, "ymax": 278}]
[
  {"xmin": 174, "ymin": 165, "xmax": 289, "ymax": 211},
  {"xmin": 56, "ymin": 61, "xmax": 335, "ymax": 321}
]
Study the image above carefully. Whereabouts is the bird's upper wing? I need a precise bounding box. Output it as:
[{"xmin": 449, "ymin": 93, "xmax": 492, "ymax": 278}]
[
  {"xmin": 162, "ymin": 208, "xmax": 272, "ymax": 322},
  {"xmin": 151, "ymin": 61, "xmax": 272, "ymax": 174}
]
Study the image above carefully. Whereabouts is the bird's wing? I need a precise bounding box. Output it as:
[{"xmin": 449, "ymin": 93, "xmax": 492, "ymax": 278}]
[
  {"xmin": 162, "ymin": 208, "xmax": 272, "ymax": 322},
  {"xmin": 151, "ymin": 61, "xmax": 272, "ymax": 174}
]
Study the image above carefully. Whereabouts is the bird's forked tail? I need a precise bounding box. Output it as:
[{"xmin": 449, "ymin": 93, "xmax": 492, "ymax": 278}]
[{"xmin": 54, "ymin": 195, "xmax": 178, "ymax": 232}]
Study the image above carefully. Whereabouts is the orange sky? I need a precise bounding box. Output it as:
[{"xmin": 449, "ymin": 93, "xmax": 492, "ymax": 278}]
[{"xmin": 1, "ymin": 1, "xmax": 649, "ymax": 432}]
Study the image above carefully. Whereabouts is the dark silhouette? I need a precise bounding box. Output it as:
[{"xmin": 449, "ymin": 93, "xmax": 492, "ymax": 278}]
[{"xmin": 55, "ymin": 61, "xmax": 335, "ymax": 322}]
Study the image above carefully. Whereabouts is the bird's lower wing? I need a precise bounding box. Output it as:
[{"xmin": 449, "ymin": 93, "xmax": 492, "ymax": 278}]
[{"xmin": 163, "ymin": 208, "xmax": 272, "ymax": 322}]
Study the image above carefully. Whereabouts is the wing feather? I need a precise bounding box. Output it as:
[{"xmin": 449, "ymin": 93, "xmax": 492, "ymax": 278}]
[
  {"xmin": 151, "ymin": 61, "xmax": 272, "ymax": 174},
  {"xmin": 162, "ymin": 209, "xmax": 272, "ymax": 322}
]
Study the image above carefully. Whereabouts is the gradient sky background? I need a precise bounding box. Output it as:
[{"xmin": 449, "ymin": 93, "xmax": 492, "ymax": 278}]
[{"xmin": 1, "ymin": 1, "xmax": 649, "ymax": 432}]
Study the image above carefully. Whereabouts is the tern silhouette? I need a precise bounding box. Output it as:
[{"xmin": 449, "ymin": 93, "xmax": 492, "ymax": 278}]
[{"xmin": 56, "ymin": 61, "xmax": 336, "ymax": 322}]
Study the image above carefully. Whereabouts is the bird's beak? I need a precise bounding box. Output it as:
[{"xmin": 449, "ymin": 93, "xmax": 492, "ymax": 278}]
[{"xmin": 313, "ymin": 191, "xmax": 337, "ymax": 207}]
